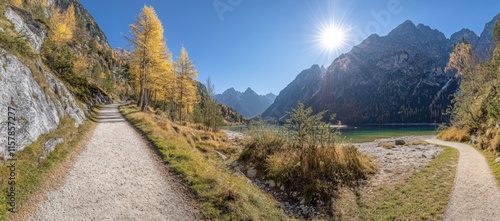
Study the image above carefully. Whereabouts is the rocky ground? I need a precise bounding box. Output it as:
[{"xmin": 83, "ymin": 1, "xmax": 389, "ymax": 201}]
[{"xmin": 356, "ymin": 135, "xmax": 442, "ymax": 188}]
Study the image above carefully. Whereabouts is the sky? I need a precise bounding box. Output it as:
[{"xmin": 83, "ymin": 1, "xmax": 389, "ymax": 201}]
[{"xmin": 79, "ymin": 0, "xmax": 500, "ymax": 95}]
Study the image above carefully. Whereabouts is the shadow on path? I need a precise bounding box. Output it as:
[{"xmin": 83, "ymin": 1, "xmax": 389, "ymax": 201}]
[{"xmin": 95, "ymin": 103, "xmax": 126, "ymax": 123}]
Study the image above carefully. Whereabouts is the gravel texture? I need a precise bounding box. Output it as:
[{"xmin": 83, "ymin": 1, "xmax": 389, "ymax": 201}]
[
  {"xmin": 355, "ymin": 135, "xmax": 442, "ymax": 187},
  {"xmin": 30, "ymin": 104, "xmax": 201, "ymax": 221},
  {"xmin": 426, "ymin": 138, "xmax": 500, "ymax": 221}
]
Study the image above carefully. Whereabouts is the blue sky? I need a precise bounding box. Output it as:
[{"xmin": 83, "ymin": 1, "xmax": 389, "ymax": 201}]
[{"xmin": 80, "ymin": 0, "xmax": 500, "ymax": 95}]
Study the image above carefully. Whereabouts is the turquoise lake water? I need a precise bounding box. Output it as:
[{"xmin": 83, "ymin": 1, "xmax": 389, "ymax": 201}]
[{"xmin": 224, "ymin": 125, "xmax": 439, "ymax": 143}]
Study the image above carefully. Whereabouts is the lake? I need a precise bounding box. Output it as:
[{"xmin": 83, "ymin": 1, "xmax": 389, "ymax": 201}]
[
  {"xmin": 223, "ymin": 125, "xmax": 439, "ymax": 143},
  {"xmin": 338, "ymin": 125, "xmax": 438, "ymax": 143}
]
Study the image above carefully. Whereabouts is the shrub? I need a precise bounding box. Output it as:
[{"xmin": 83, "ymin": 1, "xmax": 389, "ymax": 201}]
[
  {"xmin": 491, "ymin": 129, "xmax": 500, "ymax": 152},
  {"xmin": 239, "ymin": 104, "xmax": 377, "ymax": 206},
  {"xmin": 438, "ymin": 127, "xmax": 470, "ymax": 142},
  {"xmin": 0, "ymin": 30, "xmax": 33, "ymax": 57}
]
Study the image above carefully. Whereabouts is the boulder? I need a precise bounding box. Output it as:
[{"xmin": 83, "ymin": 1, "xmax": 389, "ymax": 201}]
[
  {"xmin": 495, "ymin": 158, "xmax": 500, "ymax": 164},
  {"xmin": 43, "ymin": 138, "xmax": 64, "ymax": 155},
  {"xmin": 395, "ymin": 140, "xmax": 406, "ymax": 145},
  {"xmin": 267, "ymin": 180, "xmax": 276, "ymax": 188},
  {"xmin": 247, "ymin": 168, "xmax": 257, "ymax": 178},
  {"xmin": 471, "ymin": 135, "xmax": 477, "ymax": 144}
]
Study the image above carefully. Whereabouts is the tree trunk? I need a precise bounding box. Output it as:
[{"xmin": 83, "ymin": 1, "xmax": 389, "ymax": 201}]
[
  {"xmin": 141, "ymin": 89, "xmax": 149, "ymax": 112},
  {"xmin": 137, "ymin": 88, "xmax": 143, "ymax": 107}
]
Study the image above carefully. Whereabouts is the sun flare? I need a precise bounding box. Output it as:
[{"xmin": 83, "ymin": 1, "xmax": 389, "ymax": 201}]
[{"xmin": 320, "ymin": 25, "xmax": 346, "ymax": 50}]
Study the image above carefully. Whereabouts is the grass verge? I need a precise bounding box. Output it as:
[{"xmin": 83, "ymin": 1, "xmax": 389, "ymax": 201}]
[
  {"xmin": 482, "ymin": 150, "xmax": 500, "ymax": 186},
  {"xmin": 119, "ymin": 104, "xmax": 290, "ymax": 220},
  {"xmin": 0, "ymin": 116, "xmax": 96, "ymax": 220},
  {"xmin": 335, "ymin": 146, "xmax": 459, "ymax": 220}
]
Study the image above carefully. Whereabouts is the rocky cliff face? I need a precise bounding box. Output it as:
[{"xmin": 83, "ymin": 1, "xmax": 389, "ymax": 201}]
[
  {"xmin": 54, "ymin": 0, "xmax": 109, "ymax": 47},
  {"xmin": 0, "ymin": 48, "xmax": 85, "ymax": 156},
  {"xmin": 0, "ymin": 1, "xmax": 115, "ymax": 157},
  {"xmin": 476, "ymin": 14, "xmax": 500, "ymax": 62},
  {"xmin": 264, "ymin": 14, "xmax": 499, "ymax": 124},
  {"xmin": 4, "ymin": 6, "xmax": 46, "ymax": 52},
  {"xmin": 449, "ymin": 14, "xmax": 500, "ymax": 61},
  {"xmin": 214, "ymin": 87, "xmax": 276, "ymax": 118}
]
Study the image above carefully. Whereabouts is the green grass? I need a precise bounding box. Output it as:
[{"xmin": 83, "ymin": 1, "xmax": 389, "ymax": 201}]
[
  {"xmin": 482, "ymin": 150, "xmax": 500, "ymax": 186},
  {"xmin": 0, "ymin": 116, "xmax": 95, "ymax": 220},
  {"xmin": 335, "ymin": 146, "xmax": 459, "ymax": 220},
  {"xmin": 119, "ymin": 105, "xmax": 290, "ymax": 220}
]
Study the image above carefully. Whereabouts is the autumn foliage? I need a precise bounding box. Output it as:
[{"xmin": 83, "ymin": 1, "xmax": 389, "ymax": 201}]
[
  {"xmin": 175, "ymin": 46, "xmax": 199, "ymax": 123},
  {"xmin": 129, "ymin": 6, "xmax": 201, "ymax": 125},
  {"xmin": 49, "ymin": 4, "xmax": 76, "ymax": 45},
  {"xmin": 442, "ymin": 19, "xmax": 500, "ymax": 152}
]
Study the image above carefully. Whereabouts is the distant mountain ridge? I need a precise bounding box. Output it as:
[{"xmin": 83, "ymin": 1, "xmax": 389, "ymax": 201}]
[
  {"xmin": 214, "ymin": 87, "xmax": 276, "ymax": 118},
  {"xmin": 262, "ymin": 14, "xmax": 500, "ymax": 124},
  {"xmin": 261, "ymin": 64, "xmax": 325, "ymax": 119}
]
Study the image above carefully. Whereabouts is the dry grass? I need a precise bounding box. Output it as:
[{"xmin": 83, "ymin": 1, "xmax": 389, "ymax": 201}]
[
  {"xmin": 378, "ymin": 142, "xmax": 396, "ymax": 149},
  {"xmin": 438, "ymin": 127, "xmax": 471, "ymax": 142},
  {"xmin": 239, "ymin": 127, "xmax": 377, "ymax": 208},
  {"xmin": 482, "ymin": 149, "xmax": 500, "ymax": 187},
  {"xmin": 120, "ymin": 105, "xmax": 290, "ymax": 220}
]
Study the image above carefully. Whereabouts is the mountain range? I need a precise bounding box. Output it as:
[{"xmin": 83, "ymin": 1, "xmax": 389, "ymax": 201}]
[
  {"xmin": 262, "ymin": 14, "xmax": 500, "ymax": 124},
  {"xmin": 214, "ymin": 88, "xmax": 276, "ymax": 118}
]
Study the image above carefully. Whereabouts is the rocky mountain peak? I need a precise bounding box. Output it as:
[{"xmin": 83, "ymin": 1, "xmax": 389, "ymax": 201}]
[
  {"xmin": 387, "ymin": 20, "xmax": 417, "ymax": 36},
  {"xmin": 243, "ymin": 87, "xmax": 257, "ymax": 95},
  {"xmin": 450, "ymin": 28, "xmax": 479, "ymax": 45},
  {"xmin": 214, "ymin": 87, "xmax": 275, "ymax": 118},
  {"xmin": 226, "ymin": 87, "xmax": 237, "ymax": 93},
  {"xmin": 476, "ymin": 13, "xmax": 500, "ymax": 61},
  {"xmin": 385, "ymin": 20, "xmax": 447, "ymax": 45}
]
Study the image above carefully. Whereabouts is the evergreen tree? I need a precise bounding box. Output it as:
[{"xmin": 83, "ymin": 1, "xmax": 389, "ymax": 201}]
[{"xmin": 201, "ymin": 77, "xmax": 224, "ymax": 131}]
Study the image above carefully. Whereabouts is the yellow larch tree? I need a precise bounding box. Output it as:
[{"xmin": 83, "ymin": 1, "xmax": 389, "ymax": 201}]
[
  {"xmin": 11, "ymin": 0, "xmax": 22, "ymax": 6},
  {"xmin": 26, "ymin": 0, "xmax": 49, "ymax": 7},
  {"xmin": 174, "ymin": 46, "xmax": 199, "ymax": 123},
  {"xmin": 72, "ymin": 56, "xmax": 90, "ymax": 77},
  {"xmin": 129, "ymin": 6, "xmax": 173, "ymax": 111},
  {"xmin": 49, "ymin": 4, "xmax": 76, "ymax": 45}
]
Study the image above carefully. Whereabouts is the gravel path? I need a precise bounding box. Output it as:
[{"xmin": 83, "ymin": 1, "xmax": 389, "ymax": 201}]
[
  {"xmin": 29, "ymin": 104, "xmax": 200, "ymax": 220},
  {"xmin": 426, "ymin": 138, "xmax": 500, "ymax": 221}
]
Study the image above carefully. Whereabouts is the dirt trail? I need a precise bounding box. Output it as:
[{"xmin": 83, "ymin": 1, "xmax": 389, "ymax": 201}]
[
  {"xmin": 29, "ymin": 104, "xmax": 200, "ymax": 220},
  {"xmin": 426, "ymin": 138, "xmax": 500, "ymax": 221}
]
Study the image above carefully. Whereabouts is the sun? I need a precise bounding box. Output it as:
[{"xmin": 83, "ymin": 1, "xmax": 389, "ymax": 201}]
[
  {"xmin": 320, "ymin": 25, "xmax": 346, "ymax": 50},
  {"xmin": 308, "ymin": 1, "xmax": 352, "ymax": 64}
]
